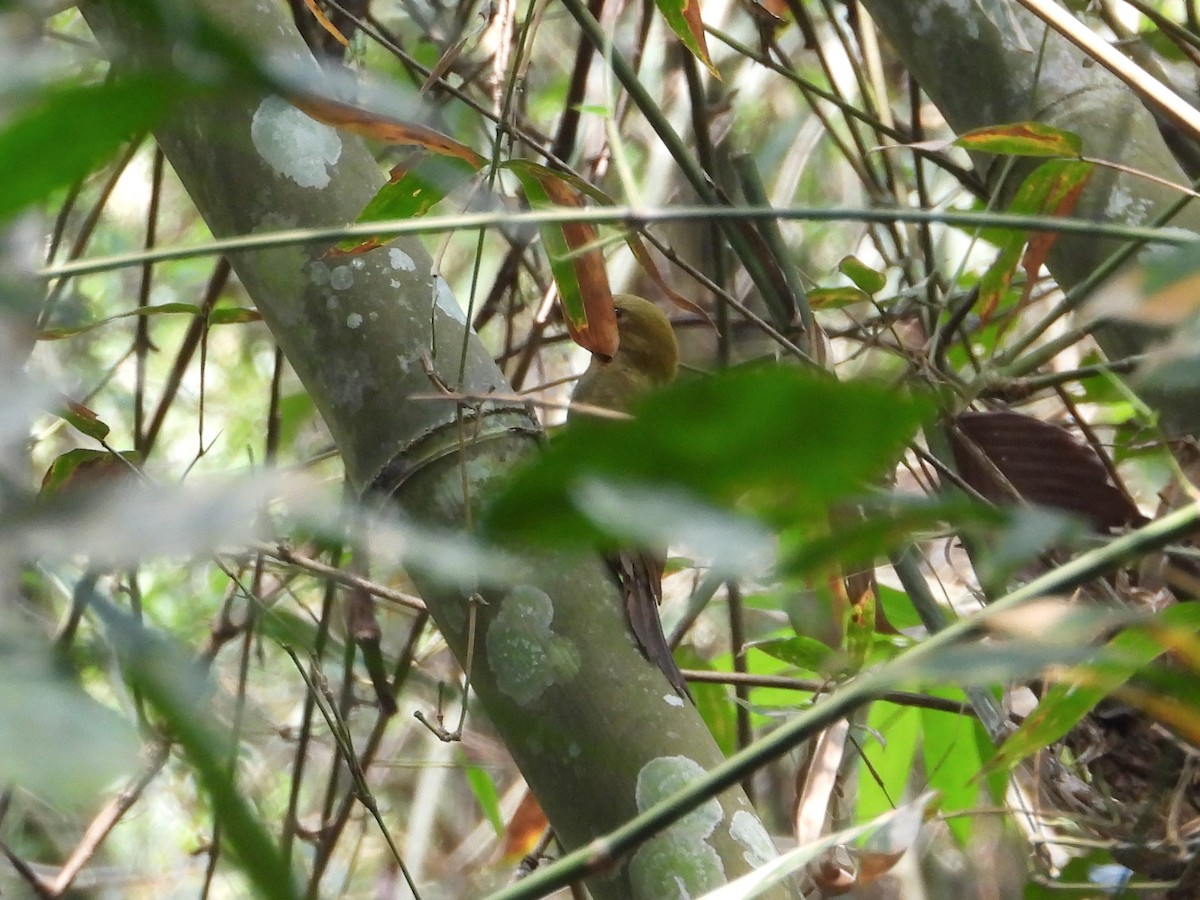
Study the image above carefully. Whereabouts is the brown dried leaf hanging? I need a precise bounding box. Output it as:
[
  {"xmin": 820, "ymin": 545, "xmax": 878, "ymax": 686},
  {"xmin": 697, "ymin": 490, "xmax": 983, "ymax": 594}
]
[{"xmin": 949, "ymin": 410, "xmax": 1140, "ymax": 531}]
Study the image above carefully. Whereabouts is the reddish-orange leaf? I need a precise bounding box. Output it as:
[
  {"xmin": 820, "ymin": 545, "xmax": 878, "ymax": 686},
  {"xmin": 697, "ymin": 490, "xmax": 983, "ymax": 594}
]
[
  {"xmin": 291, "ymin": 94, "xmax": 486, "ymax": 168},
  {"xmin": 735, "ymin": 0, "xmax": 789, "ymax": 28},
  {"xmin": 501, "ymin": 788, "xmax": 547, "ymax": 862},
  {"xmin": 505, "ymin": 160, "xmax": 618, "ymax": 358},
  {"xmin": 301, "ymin": 0, "xmax": 350, "ymax": 48}
]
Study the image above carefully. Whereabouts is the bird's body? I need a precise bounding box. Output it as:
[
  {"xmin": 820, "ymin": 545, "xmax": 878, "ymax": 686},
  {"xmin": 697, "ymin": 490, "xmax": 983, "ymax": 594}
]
[{"xmin": 570, "ymin": 294, "xmax": 691, "ymax": 700}]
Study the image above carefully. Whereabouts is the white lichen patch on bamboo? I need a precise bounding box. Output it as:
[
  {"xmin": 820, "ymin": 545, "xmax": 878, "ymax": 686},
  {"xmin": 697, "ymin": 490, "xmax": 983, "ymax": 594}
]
[
  {"xmin": 1105, "ymin": 183, "xmax": 1154, "ymax": 225},
  {"xmin": 628, "ymin": 756, "xmax": 725, "ymax": 898},
  {"xmin": 389, "ymin": 247, "xmax": 417, "ymax": 272},
  {"xmin": 486, "ymin": 585, "xmax": 580, "ymax": 705},
  {"xmin": 433, "ymin": 275, "xmax": 467, "ymax": 325},
  {"xmin": 729, "ymin": 810, "xmax": 776, "ymax": 868},
  {"xmin": 329, "ymin": 265, "xmax": 354, "ymax": 290},
  {"xmin": 326, "ymin": 359, "xmax": 366, "ymax": 410},
  {"xmin": 251, "ymin": 95, "xmax": 342, "ymax": 189},
  {"xmin": 346, "ymin": 312, "xmax": 363, "ymax": 330},
  {"xmin": 306, "ymin": 260, "xmax": 330, "ymax": 286}
]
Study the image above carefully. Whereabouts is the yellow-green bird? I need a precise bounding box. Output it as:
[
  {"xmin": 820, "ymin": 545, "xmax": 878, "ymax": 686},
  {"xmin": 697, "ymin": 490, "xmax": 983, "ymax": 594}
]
[{"xmin": 570, "ymin": 294, "xmax": 691, "ymax": 700}]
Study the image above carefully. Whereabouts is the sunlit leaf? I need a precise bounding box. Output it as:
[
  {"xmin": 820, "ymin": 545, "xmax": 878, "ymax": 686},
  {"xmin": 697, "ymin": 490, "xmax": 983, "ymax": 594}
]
[
  {"xmin": 687, "ymin": 651, "xmax": 738, "ymax": 756},
  {"xmin": 858, "ymin": 703, "xmax": 919, "ymax": 824},
  {"xmin": 920, "ymin": 692, "xmax": 983, "ymax": 845},
  {"xmin": 985, "ymin": 604, "xmax": 1200, "ymax": 772},
  {"xmin": 838, "ymin": 256, "xmax": 886, "ymax": 294}
]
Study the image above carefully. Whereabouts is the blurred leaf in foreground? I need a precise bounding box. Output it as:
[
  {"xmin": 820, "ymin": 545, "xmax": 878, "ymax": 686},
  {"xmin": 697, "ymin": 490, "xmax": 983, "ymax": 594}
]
[
  {"xmin": 0, "ymin": 626, "xmax": 139, "ymax": 804},
  {"xmin": 484, "ymin": 367, "xmax": 929, "ymax": 562}
]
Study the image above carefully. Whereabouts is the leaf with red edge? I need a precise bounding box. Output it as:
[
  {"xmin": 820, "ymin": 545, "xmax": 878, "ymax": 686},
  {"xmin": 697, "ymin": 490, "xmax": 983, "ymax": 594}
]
[
  {"xmin": 977, "ymin": 159, "xmax": 1092, "ymax": 320},
  {"xmin": 41, "ymin": 448, "xmax": 137, "ymax": 497},
  {"xmin": 955, "ymin": 122, "xmax": 1082, "ymax": 157},
  {"xmin": 1021, "ymin": 161, "xmax": 1091, "ymax": 287},
  {"xmin": 949, "ymin": 410, "xmax": 1140, "ymax": 531},
  {"xmin": 332, "ymin": 153, "xmax": 483, "ymax": 254},
  {"xmin": 58, "ymin": 398, "xmax": 110, "ymax": 441},
  {"xmin": 503, "ymin": 160, "xmax": 618, "ymax": 358},
  {"xmin": 654, "ymin": 0, "xmax": 720, "ymax": 78}
]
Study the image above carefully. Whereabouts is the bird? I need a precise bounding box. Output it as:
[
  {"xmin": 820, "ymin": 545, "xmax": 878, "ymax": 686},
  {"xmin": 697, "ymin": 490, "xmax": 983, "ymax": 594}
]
[{"xmin": 570, "ymin": 294, "xmax": 692, "ymax": 700}]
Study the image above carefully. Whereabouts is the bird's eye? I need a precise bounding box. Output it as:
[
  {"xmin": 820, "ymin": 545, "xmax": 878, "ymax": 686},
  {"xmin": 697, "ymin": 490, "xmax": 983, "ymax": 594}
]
[{"xmin": 614, "ymin": 307, "xmax": 626, "ymax": 320}]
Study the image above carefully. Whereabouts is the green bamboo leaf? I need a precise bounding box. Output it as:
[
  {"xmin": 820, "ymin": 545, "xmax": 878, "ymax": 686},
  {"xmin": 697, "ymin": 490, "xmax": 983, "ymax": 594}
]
[
  {"xmin": 464, "ymin": 755, "xmax": 505, "ymax": 837},
  {"xmin": 39, "ymin": 303, "xmax": 202, "ymax": 340}
]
